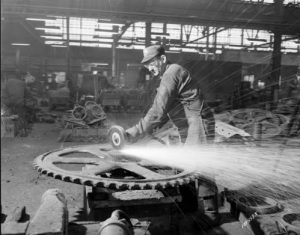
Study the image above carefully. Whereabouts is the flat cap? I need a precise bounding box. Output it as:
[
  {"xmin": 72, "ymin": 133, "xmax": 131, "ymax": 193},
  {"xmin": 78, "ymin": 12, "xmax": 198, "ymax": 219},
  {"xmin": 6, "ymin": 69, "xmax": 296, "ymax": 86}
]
[{"xmin": 141, "ymin": 45, "xmax": 165, "ymax": 64}]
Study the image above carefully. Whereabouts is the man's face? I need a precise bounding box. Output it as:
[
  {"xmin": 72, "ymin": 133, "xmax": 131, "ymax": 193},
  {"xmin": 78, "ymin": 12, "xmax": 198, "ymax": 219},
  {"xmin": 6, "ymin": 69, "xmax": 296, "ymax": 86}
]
[{"xmin": 144, "ymin": 57, "xmax": 163, "ymax": 76}]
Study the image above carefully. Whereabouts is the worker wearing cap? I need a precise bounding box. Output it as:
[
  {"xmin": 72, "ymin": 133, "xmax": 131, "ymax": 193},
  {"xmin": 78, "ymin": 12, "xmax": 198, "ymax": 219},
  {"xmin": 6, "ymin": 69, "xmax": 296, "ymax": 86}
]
[{"xmin": 126, "ymin": 45, "xmax": 215, "ymax": 145}]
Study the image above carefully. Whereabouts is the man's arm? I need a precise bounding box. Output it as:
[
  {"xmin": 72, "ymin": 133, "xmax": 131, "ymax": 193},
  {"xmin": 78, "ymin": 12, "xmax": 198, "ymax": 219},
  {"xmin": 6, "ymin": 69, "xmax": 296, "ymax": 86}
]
[{"xmin": 126, "ymin": 68, "xmax": 179, "ymax": 139}]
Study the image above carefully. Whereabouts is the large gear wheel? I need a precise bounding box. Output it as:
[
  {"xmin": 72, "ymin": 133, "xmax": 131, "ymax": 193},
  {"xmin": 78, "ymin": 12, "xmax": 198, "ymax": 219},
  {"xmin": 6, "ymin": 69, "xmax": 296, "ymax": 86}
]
[{"xmin": 33, "ymin": 145, "xmax": 199, "ymax": 190}]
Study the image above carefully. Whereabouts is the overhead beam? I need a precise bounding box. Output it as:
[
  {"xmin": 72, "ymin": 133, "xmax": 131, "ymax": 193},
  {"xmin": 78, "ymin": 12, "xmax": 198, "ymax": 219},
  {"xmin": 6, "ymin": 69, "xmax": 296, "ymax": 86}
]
[
  {"xmin": 115, "ymin": 22, "xmax": 132, "ymax": 42},
  {"xmin": 2, "ymin": 0, "xmax": 300, "ymax": 35},
  {"xmin": 182, "ymin": 27, "xmax": 228, "ymax": 46},
  {"xmin": 20, "ymin": 20, "xmax": 45, "ymax": 47}
]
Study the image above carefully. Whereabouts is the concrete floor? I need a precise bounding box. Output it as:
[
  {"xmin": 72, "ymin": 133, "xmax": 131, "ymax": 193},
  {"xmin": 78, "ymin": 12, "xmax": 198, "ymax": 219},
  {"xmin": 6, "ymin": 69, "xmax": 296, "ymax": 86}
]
[{"xmin": 1, "ymin": 113, "xmax": 299, "ymax": 234}]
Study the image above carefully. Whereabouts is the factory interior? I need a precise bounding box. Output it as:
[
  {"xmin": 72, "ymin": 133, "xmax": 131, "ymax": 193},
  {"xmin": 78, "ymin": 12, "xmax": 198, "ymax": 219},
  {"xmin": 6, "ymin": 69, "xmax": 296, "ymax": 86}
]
[{"xmin": 1, "ymin": 0, "xmax": 300, "ymax": 234}]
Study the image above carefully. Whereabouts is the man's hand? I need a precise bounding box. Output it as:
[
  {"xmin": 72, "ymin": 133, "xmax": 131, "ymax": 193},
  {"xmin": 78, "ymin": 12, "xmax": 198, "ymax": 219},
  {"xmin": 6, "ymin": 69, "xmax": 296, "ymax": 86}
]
[{"xmin": 125, "ymin": 126, "xmax": 139, "ymax": 143}]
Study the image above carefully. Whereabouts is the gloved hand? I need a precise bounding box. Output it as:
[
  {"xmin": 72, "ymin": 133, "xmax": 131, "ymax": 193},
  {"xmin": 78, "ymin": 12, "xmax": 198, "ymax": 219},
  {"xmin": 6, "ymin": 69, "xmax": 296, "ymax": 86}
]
[{"xmin": 125, "ymin": 126, "xmax": 139, "ymax": 143}]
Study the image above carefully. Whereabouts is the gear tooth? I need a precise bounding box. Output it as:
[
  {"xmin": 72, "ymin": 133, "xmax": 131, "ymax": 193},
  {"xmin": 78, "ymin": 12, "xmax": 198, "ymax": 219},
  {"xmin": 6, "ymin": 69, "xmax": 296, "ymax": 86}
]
[
  {"xmin": 118, "ymin": 184, "xmax": 129, "ymax": 190},
  {"xmin": 108, "ymin": 183, "xmax": 117, "ymax": 190},
  {"xmin": 143, "ymin": 184, "xmax": 152, "ymax": 190},
  {"xmin": 63, "ymin": 176, "xmax": 71, "ymax": 182},
  {"xmin": 96, "ymin": 182, "xmax": 104, "ymax": 188},
  {"xmin": 73, "ymin": 178, "xmax": 81, "ymax": 185},
  {"xmin": 83, "ymin": 180, "xmax": 93, "ymax": 186},
  {"xmin": 155, "ymin": 184, "xmax": 163, "ymax": 190},
  {"xmin": 54, "ymin": 174, "xmax": 62, "ymax": 180},
  {"xmin": 132, "ymin": 184, "xmax": 141, "ymax": 190}
]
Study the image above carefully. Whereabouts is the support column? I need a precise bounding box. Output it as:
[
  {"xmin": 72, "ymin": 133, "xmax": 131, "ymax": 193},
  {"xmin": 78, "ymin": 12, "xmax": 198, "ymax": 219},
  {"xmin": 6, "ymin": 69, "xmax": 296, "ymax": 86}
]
[
  {"xmin": 112, "ymin": 37, "xmax": 117, "ymax": 80},
  {"xmin": 94, "ymin": 74, "xmax": 99, "ymax": 101},
  {"xmin": 205, "ymin": 26, "xmax": 210, "ymax": 61},
  {"xmin": 16, "ymin": 48, "xmax": 21, "ymax": 71},
  {"xmin": 270, "ymin": 0, "xmax": 284, "ymax": 107},
  {"xmin": 162, "ymin": 23, "xmax": 167, "ymax": 46},
  {"xmin": 145, "ymin": 22, "xmax": 151, "ymax": 46},
  {"xmin": 111, "ymin": 35, "xmax": 119, "ymax": 85},
  {"xmin": 270, "ymin": 30, "xmax": 282, "ymax": 105},
  {"xmin": 66, "ymin": 16, "xmax": 71, "ymax": 81}
]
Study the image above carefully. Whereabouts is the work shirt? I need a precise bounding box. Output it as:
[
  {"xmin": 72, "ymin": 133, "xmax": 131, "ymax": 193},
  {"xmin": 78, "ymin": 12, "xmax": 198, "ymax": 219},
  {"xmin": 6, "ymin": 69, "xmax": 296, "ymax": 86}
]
[{"xmin": 130, "ymin": 62, "xmax": 214, "ymax": 145}]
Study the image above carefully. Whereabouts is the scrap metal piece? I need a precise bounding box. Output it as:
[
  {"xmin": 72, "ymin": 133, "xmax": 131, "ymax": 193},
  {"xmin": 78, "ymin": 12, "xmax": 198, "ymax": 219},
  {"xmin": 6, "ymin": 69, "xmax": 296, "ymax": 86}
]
[
  {"xmin": 215, "ymin": 109, "xmax": 289, "ymax": 139},
  {"xmin": 33, "ymin": 145, "xmax": 199, "ymax": 190},
  {"xmin": 215, "ymin": 120, "xmax": 250, "ymax": 139}
]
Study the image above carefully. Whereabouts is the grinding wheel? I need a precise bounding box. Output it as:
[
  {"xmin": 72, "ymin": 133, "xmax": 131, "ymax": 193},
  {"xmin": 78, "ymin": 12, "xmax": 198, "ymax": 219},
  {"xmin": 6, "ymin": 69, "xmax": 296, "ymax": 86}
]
[{"xmin": 108, "ymin": 125, "xmax": 127, "ymax": 149}]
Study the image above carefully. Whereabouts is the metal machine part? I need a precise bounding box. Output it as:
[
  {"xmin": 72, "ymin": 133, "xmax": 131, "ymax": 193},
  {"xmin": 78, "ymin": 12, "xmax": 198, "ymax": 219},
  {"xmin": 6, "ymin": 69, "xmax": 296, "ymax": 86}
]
[
  {"xmin": 215, "ymin": 108, "xmax": 289, "ymax": 139},
  {"xmin": 72, "ymin": 105, "xmax": 87, "ymax": 120},
  {"xmin": 108, "ymin": 126, "xmax": 127, "ymax": 150},
  {"xmin": 33, "ymin": 145, "xmax": 200, "ymax": 190},
  {"xmin": 98, "ymin": 210, "xmax": 134, "ymax": 235},
  {"xmin": 215, "ymin": 120, "xmax": 251, "ymax": 139}
]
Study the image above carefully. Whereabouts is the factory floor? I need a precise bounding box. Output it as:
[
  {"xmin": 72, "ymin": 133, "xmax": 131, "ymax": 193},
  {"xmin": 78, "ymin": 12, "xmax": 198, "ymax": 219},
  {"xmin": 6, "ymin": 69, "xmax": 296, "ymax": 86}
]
[
  {"xmin": 1, "ymin": 112, "xmax": 143, "ymax": 217},
  {"xmin": 1, "ymin": 114, "xmax": 299, "ymax": 235}
]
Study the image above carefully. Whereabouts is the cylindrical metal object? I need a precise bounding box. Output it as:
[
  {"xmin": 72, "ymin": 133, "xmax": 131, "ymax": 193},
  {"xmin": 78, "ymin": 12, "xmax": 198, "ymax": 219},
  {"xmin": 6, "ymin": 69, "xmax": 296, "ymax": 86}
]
[
  {"xmin": 99, "ymin": 222, "xmax": 131, "ymax": 235},
  {"xmin": 98, "ymin": 210, "xmax": 133, "ymax": 235}
]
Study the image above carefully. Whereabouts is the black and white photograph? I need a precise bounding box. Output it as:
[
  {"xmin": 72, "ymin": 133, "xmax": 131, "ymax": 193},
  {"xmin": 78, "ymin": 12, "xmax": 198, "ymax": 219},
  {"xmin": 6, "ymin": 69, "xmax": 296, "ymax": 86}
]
[{"xmin": 1, "ymin": 0, "xmax": 300, "ymax": 234}]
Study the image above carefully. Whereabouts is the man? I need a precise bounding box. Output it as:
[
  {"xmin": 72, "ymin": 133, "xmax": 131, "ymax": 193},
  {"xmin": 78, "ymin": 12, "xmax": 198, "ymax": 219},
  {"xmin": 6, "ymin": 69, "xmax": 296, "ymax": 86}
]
[
  {"xmin": 1, "ymin": 72, "xmax": 32, "ymax": 136},
  {"xmin": 126, "ymin": 45, "xmax": 215, "ymax": 145}
]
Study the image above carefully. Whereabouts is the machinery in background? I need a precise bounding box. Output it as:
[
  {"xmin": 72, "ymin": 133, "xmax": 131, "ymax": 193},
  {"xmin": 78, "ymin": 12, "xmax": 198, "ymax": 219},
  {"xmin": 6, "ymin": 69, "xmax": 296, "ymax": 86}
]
[
  {"xmin": 100, "ymin": 89, "xmax": 125, "ymax": 112},
  {"xmin": 48, "ymin": 85, "xmax": 72, "ymax": 111},
  {"xmin": 100, "ymin": 89, "xmax": 147, "ymax": 113},
  {"xmin": 58, "ymin": 100, "xmax": 108, "ymax": 142}
]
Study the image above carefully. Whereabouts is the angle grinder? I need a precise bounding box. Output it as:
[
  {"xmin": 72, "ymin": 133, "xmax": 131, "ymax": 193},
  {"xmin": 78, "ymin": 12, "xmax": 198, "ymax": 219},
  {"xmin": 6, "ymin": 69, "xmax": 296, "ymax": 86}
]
[{"xmin": 108, "ymin": 125, "xmax": 128, "ymax": 149}]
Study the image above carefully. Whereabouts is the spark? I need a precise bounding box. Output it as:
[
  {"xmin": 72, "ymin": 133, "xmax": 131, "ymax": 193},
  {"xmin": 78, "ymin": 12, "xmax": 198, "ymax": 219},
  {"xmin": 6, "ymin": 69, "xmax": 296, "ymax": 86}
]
[{"xmin": 121, "ymin": 144, "xmax": 300, "ymax": 208}]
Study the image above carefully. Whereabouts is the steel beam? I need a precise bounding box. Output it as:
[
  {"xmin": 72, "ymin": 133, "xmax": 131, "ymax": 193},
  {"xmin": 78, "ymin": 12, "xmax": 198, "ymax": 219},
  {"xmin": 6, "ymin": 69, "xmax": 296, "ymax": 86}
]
[{"xmin": 2, "ymin": 0, "xmax": 300, "ymax": 35}]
